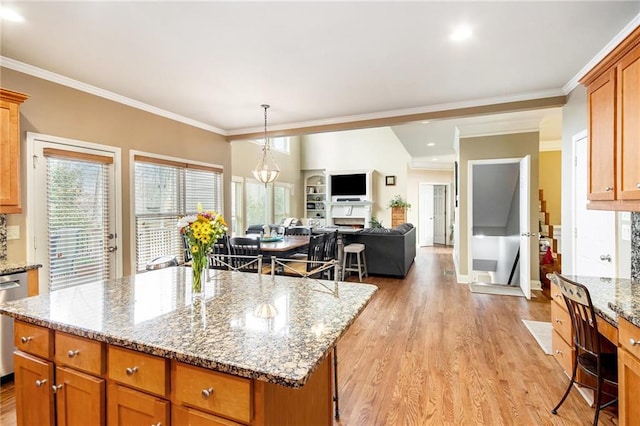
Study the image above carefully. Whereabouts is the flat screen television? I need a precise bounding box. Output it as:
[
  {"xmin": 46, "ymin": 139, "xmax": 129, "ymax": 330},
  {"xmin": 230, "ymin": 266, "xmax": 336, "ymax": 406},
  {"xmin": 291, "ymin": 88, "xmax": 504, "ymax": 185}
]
[{"xmin": 331, "ymin": 173, "xmax": 366, "ymax": 197}]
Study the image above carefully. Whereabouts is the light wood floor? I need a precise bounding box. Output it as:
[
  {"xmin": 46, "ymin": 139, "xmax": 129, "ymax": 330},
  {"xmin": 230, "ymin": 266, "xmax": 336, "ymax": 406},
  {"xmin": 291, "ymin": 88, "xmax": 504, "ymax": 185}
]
[{"xmin": 0, "ymin": 247, "xmax": 617, "ymax": 425}]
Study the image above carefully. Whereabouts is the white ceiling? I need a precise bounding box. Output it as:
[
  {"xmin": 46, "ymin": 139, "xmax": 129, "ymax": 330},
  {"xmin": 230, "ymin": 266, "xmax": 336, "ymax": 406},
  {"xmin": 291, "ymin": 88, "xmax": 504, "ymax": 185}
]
[{"xmin": 1, "ymin": 1, "xmax": 638, "ymax": 162}]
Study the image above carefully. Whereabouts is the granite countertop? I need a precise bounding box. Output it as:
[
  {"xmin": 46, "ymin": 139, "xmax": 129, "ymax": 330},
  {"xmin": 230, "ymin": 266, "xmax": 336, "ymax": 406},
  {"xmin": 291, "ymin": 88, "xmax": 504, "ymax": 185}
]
[
  {"xmin": 550, "ymin": 274, "xmax": 640, "ymax": 328},
  {"xmin": 0, "ymin": 267, "xmax": 377, "ymax": 388},
  {"xmin": 0, "ymin": 260, "xmax": 42, "ymax": 275}
]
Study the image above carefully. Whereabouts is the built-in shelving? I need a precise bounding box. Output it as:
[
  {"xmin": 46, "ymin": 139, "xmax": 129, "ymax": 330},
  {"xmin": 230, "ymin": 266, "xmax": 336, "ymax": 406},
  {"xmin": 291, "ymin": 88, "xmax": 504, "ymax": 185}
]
[{"xmin": 305, "ymin": 172, "xmax": 326, "ymax": 225}]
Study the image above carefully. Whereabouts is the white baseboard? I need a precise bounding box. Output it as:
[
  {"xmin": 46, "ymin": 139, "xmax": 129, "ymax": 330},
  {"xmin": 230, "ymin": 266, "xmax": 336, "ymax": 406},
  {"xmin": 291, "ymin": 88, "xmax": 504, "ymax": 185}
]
[{"xmin": 531, "ymin": 280, "xmax": 542, "ymax": 291}]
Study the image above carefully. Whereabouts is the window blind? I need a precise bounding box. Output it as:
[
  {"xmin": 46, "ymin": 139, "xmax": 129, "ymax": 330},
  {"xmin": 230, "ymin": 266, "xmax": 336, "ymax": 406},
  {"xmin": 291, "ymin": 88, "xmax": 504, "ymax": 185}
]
[
  {"xmin": 134, "ymin": 156, "xmax": 223, "ymax": 272},
  {"xmin": 45, "ymin": 154, "xmax": 111, "ymax": 291}
]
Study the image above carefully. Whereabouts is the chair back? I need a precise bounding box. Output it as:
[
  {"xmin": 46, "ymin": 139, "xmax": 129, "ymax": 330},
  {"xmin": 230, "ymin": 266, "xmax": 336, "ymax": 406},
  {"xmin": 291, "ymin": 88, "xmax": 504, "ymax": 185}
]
[
  {"xmin": 285, "ymin": 226, "xmax": 311, "ymax": 236},
  {"xmin": 229, "ymin": 237, "xmax": 262, "ymax": 273},
  {"xmin": 322, "ymin": 231, "xmax": 338, "ymax": 279},
  {"xmin": 554, "ymin": 273, "xmax": 602, "ymax": 359},
  {"xmin": 306, "ymin": 233, "xmax": 327, "ymax": 274},
  {"xmin": 181, "ymin": 233, "xmax": 192, "ymax": 263},
  {"xmin": 209, "ymin": 235, "xmax": 229, "ymax": 270}
]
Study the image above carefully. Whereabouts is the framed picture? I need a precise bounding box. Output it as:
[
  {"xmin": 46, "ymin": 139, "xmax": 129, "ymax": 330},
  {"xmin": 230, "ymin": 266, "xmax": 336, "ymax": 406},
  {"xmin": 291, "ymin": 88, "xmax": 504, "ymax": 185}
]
[{"xmin": 385, "ymin": 175, "xmax": 396, "ymax": 186}]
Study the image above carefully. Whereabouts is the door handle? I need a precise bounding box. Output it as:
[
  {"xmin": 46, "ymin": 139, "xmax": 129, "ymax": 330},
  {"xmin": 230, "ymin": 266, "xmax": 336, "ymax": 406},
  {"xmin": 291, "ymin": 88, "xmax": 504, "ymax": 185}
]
[
  {"xmin": 521, "ymin": 232, "xmax": 531, "ymax": 237},
  {"xmin": 107, "ymin": 246, "xmax": 117, "ymax": 253},
  {"xmin": 600, "ymin": 254, "xmax": 612, "ymax": 262}
]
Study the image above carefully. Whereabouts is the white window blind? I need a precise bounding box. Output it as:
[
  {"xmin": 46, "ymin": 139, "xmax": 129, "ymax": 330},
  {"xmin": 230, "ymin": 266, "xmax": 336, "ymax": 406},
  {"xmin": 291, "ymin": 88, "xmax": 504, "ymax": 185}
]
[
  {"xmin": 134, "ymin": 155, "xmax": 223, "ymax": 272},
  {"xmin": 45, "ymin": 150, "xmax": 112, "ymax": 291}
]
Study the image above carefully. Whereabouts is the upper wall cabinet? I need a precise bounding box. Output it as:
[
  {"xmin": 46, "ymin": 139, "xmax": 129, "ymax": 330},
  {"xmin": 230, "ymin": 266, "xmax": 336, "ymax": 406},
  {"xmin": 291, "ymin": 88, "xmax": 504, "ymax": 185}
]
[
  {"xmin": 0, "ymin": 88, "xmax": 29, "ymax": 214},
  {"xmin": 581, "ymin": 27, "xmax": 640, "ymax": 211}
]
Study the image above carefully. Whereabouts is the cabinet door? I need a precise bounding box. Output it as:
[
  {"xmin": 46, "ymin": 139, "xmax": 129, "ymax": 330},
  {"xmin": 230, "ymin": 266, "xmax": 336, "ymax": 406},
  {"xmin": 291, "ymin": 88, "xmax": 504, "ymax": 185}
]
[
  {"xmin": 13, "ymin": 351, "xmax": 55, "ymax": 426},
  {"xmin": 587, "ymin": 68, "xmax": 616, "ymax": 201},
  {"xmin": 617, "ymin": 43, "xmax": 640, "ymax": 201},
  {"xmin": 618, "ymin": 349, "xmax": 640, "ymax": 426},
  {"xmin": 0, "ymin": 99, "xmax": 21, "ymax": 213},
  {"xmin": 56, "ymin": 366, "xmax": 105, "ymax": 426},
  {"xmin": 107, "ymin": 382, "xmax": 169, "ymax": 426},
  {"xmin": 173, "ymin": 405, "xmax": 243, "ymax": 426}
]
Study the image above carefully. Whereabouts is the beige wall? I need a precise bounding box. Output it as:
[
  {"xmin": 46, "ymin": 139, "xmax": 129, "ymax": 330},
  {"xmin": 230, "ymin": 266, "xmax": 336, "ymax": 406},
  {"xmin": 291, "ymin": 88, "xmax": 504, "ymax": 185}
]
[
  {"xmin": 407, "ymin": 168, "xmax": 454, "ymax": 236},
  {"xmin": 301, "ymin": 127, "xmax": 412, "ymax": 224},
  {"xmin": 458, "ymin": 132, "xmax": 540, "ymax": 280},
  {"xmin": 2, "ymin": 67, "xmax": 230, "ymax": 276},
  {"xmin": 230, "ymin": 137, "xmax": 302, "ymax": 219},
  {"xmin": 538, "ymin": 150, "xmax": 562, "ymax": 225}
]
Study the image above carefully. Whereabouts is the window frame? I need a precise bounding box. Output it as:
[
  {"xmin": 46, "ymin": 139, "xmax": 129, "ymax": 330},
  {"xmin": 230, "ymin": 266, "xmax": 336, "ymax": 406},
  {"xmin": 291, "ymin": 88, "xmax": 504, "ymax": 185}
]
[{"xmin": 130, "ymin": 150, "xmax": 224, "ymax": 272}]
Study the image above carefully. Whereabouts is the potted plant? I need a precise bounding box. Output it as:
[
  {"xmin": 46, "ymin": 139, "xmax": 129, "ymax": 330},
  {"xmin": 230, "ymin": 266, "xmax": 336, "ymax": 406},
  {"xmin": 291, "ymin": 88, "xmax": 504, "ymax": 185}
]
[{"xmin": 388, "ymin": 194, "xmax": 410, "ymax": 227}]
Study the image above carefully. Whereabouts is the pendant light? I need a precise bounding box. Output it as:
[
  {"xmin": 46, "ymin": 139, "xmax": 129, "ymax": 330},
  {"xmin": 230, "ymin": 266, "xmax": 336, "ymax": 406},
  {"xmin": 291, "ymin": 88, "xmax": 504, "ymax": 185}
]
[{"xmin": 252, "ymin": 104, "xmax": 280, "ymax": 186}]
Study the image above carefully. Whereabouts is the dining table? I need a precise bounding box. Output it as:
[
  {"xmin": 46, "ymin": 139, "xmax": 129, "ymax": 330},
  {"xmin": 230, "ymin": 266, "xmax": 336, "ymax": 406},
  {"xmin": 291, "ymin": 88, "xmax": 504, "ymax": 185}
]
[{"xmin": 254, "ymin": 235, "xmax": 310, "ymax": 259}]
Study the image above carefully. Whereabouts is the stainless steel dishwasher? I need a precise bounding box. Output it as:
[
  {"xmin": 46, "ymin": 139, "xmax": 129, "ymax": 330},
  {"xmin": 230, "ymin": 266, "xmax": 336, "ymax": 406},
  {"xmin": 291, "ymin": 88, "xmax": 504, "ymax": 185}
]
[{"xmin": 0, "ymin": 271, "xmax": 28, "ymax": 381}]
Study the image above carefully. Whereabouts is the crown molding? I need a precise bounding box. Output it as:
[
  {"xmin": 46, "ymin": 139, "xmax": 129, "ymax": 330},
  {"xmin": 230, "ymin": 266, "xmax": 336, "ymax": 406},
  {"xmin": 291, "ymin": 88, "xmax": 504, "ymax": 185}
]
[
  {"xmin": 0, "ymin": 56, "xmax": 226, "ymax": 136},
  {"xmin": 564, "ymin": 13, "xmax": 640, "ymax": 94},
  {"xmin": 539, "ymin": 139, "xmax": 562, "ymax": 152}
]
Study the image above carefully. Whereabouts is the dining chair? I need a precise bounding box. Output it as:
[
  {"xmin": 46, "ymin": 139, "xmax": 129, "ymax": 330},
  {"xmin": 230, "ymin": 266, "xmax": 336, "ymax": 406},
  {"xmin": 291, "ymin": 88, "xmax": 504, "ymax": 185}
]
[
  {"xmin": 228, "ymin": 237, "xmax": 262, "ymax": 273},
  {"xmin": 278, "ymin": 233, "xmax": 327, "ymax": 278},
  {"xmin": 284, "ymin": 226, "xmax": 312, "ymax": 236},
  {"xmin": 181, "ymin": 233, "xmax": 192, "ymax": 263},
  {"xmin": 551, "ymin": 273, "xmax": 618, "ymax": 426},
  {"xmin": 322, "ymin": 231, "xmax": 338, "ymax": 279},
  {"xmin": 208, "ymin": 235, "xmax": 230, "ymax": 270}
]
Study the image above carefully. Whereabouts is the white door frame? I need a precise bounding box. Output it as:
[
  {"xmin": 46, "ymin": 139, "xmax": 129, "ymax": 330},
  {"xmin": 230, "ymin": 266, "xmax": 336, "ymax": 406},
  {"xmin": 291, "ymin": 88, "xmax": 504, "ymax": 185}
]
[
  {"xmin": 418, "ymin": 182, "xmax": 452, "ymax": 247},
  {"xmin": 419, "ymin": 183, "xmax": 435, "ymax": 246},
  {"xmin": 467, "ymin": 157, "xmax": 532, "ymax": 294},
  {"xmin": 26, "ymin": 132, "xmax": 123, "ymax": 294}
]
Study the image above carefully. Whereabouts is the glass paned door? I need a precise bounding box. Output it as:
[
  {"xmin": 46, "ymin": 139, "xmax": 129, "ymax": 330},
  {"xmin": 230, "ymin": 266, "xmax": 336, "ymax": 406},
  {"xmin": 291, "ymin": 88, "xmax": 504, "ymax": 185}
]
[{"xmin": 31, "ymin": 137, "xmax": 119, "ymax": 292}]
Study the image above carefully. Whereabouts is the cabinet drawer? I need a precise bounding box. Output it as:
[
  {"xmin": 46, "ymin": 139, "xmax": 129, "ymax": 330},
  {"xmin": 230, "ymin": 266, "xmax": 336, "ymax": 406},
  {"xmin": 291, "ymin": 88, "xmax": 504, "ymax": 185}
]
[
  {"xmin": 619, "ymin": 317, "xmax": 640, "ymax": 358},
  {"xmin": 551, "ymin": 300, "xmax": 572, "ymax": 343},
  {"xmin": 552, "ymin": 330, "xmax": 574, "ymax": 376},
  {"xmin": 55, "ymin": 332, "xmax": 105, "ymax": 376},
  {"xmin": 550, "ymin": 283, "xmax": 567, "ymax": 311},
  {"xmin": 108, "ymin": 346, "xmax": 168, "ymax": 397},
  {"xmin": 174, "ymin": 362, "xmax": 251, "ymax": 424},
  {"xmin": 14, "ymin": 321, "xmax": 53, "ymax": 359},
  {"xmin": 173, "ymin": 405, "xmax": 243, "ymax": 426}
]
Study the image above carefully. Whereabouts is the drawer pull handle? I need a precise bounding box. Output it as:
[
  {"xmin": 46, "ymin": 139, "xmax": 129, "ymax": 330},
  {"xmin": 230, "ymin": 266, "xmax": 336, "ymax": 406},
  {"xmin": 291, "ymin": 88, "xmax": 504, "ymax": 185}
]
[
  {"xmin": 555, "ymin": 350, "xmax": 563, "ymax": 355},
  {"xmin": 201, "ymin": 387, "xmax": 215, "ymax": 399},
  {"xmin": 151, "ymin": 423, "xmax": 162, "ymax": 426},
  {"xmin": 125, "ymin": 366, "xmax": 138, "ymax": 376},
  {"xmin": 554, "ymin": 294, "xmax": 561, "ymax": 298},
  {"xmin": 35, "ymin": 379, "xmax": 47, "ymax": 387},
  {"xmin": 555, "ymin": 318, "xmax": 562, "ymax": 324},
  {"xmin": 630, "ymin": 338, "xmax": 639, "ymax": 346},
  {"xmin": 605, "ymin": 186, "xmax": 613, "ymax": 192},
  {"xmin": 52, "ymin": 384, "xmax": 63, "ymax": 393},
  {"xmin": 67, "ymin": 350, "xmax": 79, "ymax": 358},
  {"xmin": 636, "ymin": 183, "xmax": 640, "ymax": 189},
  {"xmin": 21, "ymin": 336, "xmax": 32, "ymax": 344}
]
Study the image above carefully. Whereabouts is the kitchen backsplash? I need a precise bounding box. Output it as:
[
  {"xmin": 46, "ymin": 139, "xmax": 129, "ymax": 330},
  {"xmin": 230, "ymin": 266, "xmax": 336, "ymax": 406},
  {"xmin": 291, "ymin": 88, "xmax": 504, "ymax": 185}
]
[
  {"xmin": 632, "ymin": 212, "xmax": 640, "ymax": 282},
  {"xmin": 0, "ymin": 214, "xmax": 6, "ymax": 261}
]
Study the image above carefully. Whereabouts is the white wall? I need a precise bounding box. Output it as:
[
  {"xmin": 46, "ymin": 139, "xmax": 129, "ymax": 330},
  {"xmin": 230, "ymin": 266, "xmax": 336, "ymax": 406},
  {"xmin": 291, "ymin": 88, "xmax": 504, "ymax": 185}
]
[{"xmin": 301, "ymin": 127, "xmax": 412, "ymax": 226}]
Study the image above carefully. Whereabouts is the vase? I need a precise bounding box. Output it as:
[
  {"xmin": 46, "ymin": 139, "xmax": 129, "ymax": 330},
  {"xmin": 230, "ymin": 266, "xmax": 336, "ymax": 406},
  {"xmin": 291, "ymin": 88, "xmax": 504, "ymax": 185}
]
[{"xmin": 191, "ymin": 253, "xmax": 207, "ymax": 299}]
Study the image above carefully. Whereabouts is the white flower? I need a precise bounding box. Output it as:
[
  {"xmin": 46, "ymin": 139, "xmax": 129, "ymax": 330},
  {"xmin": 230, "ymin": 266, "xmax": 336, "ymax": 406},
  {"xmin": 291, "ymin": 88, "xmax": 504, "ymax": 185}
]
[{"xmin": 177, "ymin": 214, "xmax": 197, "ymax": 229}]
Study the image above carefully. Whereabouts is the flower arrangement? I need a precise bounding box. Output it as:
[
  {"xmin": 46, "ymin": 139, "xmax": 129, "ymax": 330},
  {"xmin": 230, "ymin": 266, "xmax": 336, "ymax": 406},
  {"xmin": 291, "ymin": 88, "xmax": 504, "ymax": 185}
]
[{"xmin": 177, "ymin": 203, "xmax": 227, "ymax": 294}]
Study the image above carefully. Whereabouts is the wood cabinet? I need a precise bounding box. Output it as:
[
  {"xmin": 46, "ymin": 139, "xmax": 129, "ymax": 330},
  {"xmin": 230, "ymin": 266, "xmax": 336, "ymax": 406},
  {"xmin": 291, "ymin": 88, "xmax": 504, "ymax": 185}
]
[
  {"xmin": 13, "ymin": 320, "xmax": 334, "ymax": 425},
  {"xmin": 618, "ymin": 318, "xmax": 640, "ymax": 426},
  {"xmin": 0, "ymin": 88, "xmax": 28, "ymax": 214},
  {"xmin": 581, "ymin": 27, "xmax": 640, "ymax": 211},
  {"xmin": 391, "ymin": 207, "xmax": 407, "ymax": 227},
  {"xmin": 550, "ymin": 282, "xmax": 574, "ymax": 376}
]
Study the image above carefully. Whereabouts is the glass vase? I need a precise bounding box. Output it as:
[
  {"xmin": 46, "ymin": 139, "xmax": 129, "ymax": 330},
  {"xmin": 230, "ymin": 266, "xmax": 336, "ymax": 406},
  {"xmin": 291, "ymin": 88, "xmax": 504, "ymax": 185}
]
[{"xmin": 191, "ymin": 253, "xmax": 207, "ymax": 299}]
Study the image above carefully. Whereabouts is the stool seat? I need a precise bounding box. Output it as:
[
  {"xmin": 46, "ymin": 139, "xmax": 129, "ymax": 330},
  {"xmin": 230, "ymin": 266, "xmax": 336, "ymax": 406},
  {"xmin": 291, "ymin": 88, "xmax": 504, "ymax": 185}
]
[
  {"xmin": 342, "ymin": 243, "xmax": 368, "ymax": 282},
  {"xmin": 343, "ymin": 243, "xmax": 365, "ymax": 253}
]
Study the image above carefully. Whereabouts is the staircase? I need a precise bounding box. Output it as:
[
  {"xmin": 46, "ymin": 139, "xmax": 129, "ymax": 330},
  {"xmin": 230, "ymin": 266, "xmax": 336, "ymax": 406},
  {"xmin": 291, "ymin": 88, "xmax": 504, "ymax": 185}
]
[{"xmin": 538, "ymin": 189, "xmax": 561, "ymax": 297}]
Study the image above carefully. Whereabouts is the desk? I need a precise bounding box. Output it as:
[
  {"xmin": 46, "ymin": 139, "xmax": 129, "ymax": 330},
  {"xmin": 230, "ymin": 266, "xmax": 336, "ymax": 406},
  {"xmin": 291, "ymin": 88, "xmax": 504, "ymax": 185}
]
[{"xmin": 258, "ymin": 235, "xmax": 309, "ymax": 258}]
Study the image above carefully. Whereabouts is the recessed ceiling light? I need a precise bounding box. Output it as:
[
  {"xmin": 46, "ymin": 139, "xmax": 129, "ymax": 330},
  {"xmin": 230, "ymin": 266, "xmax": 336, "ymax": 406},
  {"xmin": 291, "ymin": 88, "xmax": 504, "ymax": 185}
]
[
  {"xmin": 432, "ymin": 158, "xmax": 439, "ymax": 161},
  {"xmin": 0, "ymin": 7, "xmax": 24, "ymax": 22},
  {"xmin": 421, "ymin": 120, "xmax": 430, "ymax": 124},
  {"xmin": 427, "ymin": 142, "xmax": 436, "ymax": 147},
  {"xmin": 450, "ymin": 25, "xmax": 472, "ymax": 42}
]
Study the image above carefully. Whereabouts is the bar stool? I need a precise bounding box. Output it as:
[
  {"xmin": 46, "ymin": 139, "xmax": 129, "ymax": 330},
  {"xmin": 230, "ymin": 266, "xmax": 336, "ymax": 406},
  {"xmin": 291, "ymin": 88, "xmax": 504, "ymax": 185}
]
[{"xmin": 342, "ymin": 243, "xmax": 367, "ymax": 282}]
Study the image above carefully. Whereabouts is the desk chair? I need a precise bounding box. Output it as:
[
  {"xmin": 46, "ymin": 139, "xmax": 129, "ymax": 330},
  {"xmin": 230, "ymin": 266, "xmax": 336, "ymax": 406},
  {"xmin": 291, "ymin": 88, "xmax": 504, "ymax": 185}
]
[{"xmin": 551, "ymin": 273, "xmax": 618, "ymax": 425}]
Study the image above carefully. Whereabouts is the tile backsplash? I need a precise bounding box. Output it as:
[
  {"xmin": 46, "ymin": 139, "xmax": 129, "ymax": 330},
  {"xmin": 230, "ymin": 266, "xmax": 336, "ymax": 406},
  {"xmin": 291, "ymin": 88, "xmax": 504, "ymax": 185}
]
[
  {"xmin": 0, "ymin": 214, "xmax": 6, "ymax": 260},
  {"xmin": 632, "ymin": 212, "xmax": 640, "ymax": 281}
]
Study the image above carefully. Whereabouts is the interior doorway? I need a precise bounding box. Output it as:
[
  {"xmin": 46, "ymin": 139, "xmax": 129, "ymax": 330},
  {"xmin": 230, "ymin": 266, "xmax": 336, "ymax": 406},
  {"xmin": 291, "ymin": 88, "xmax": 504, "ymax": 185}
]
[
  {"xmin": 418, "ymin": 183, "xmax": 449, "ymax": 246},
  {"xmin": 467, "ymin": 157, "xmax": 532, "ymax": 298}
]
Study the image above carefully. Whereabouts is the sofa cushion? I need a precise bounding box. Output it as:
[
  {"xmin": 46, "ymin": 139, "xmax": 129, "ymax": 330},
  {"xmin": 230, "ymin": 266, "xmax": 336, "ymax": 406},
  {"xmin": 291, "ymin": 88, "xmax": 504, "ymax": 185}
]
[
  {"xmin": 393, "ymin": 223, "xmax": 414, "ymax": 234},
  {"xmin": 359, "ymin": 227, "xmax": 401, "ymax": 235}
]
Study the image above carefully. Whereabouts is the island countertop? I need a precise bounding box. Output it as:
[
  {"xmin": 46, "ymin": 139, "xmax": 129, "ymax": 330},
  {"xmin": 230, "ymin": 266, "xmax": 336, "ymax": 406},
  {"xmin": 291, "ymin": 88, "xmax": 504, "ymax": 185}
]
[
  {"xmin": 550, "ymin": 274, "xmax": 640, "ymax": 328},
  {"xmin": 0, "ymin": 267, "xmax": 377, "ymax": 388},
  {"xmin": 0, "ymin": 260, "xmax": 42, "ymax": 275}
]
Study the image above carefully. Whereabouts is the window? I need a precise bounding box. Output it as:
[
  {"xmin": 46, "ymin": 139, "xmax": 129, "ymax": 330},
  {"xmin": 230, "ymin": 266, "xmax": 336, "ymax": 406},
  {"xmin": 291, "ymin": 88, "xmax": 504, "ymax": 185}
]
[
  {"xmin": 253, "ymin": 137, "xmax": 290, "ymax": 154},
  {"xmin": 134, "ymin": 154, "xmax": 223, "ymax": 272},
  {"xmin": 231, "ymin": 177, "xmax": 244, "ymax": 236},
  {"xmin": 245, "ymin": 179, "xmax": 268, "ymax": 227},
  {"xmin": 273, "ymin": 183, "xmax": 292, "ymax": 224}
]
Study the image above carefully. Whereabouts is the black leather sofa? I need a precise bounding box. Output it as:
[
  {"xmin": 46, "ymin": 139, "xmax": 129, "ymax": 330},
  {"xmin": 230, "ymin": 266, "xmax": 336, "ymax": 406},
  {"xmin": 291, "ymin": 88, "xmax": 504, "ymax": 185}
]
[{"xmin": 344, "ymin": 223, "xmax": 416, "ymax": 278}]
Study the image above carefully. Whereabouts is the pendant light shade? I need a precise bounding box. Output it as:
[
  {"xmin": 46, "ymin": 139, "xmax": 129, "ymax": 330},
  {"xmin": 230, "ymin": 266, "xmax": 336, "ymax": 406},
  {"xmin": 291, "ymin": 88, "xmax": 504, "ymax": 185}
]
[{"xmin": 253, "ymin": 104, "xmax": 280, "ymax": 185}]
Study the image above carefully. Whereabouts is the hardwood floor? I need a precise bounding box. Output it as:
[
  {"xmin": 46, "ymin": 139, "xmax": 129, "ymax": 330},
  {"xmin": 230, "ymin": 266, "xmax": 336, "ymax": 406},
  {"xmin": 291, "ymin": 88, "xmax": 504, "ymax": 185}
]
[{"xmin": 0, "ymin": 247, "xmax": 617, "ymax": 425}]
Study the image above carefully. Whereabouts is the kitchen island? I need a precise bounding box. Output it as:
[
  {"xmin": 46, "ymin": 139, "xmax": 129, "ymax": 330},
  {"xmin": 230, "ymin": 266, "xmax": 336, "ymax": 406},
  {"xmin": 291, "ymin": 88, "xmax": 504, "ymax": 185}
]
[{"xmin": 0, "ymin": 267, "xmax": 377, "ymax": 425}]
